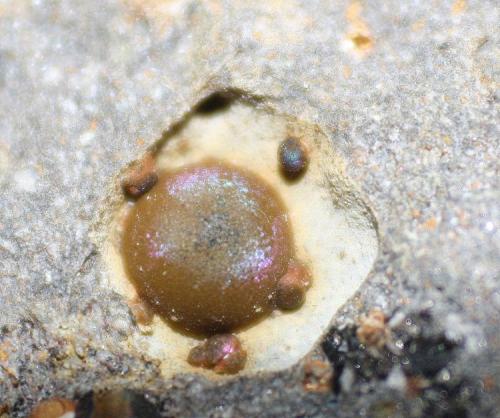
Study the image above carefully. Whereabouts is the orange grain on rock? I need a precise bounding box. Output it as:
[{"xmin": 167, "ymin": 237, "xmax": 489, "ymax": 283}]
[
  {"xmin": 342, "ymin": 65, "xmax": 352, "ymax": 79},
  {"xmin": 452, "ymin": 0, "xmax": 467, "ymax": 15},
  {"xmin": 302, "ymin": 357, "xmax": 333, "ymax": 393},
  {"xmin": 411, "ymin": 18, "xmax": 426, "ymax": 32},
  {"xmin": 350, "ymin": 33, "xmax": 372, "ymax": 49},
  {"xmin": 253, "ymin": 31, "xmax": 264, "ymax": 42},
  {"xmin": 411, "ymin": 209, "xmax": 421, "ymax": 219},
  {"xmin": 124, "ymin": 0, "xmax": 178, "ymax": 34},
  {"xmin": 442, "ymin": 135, "xmax": 453, "ymax": 145},
  {"xmin": 345, "ymin": 1, "xmax": 362, "ymax": 22},
  {"xmin": 345, "ymin": 1, "xmax": 374, "ymax": 54},
  {"xmin": 422, "ymin": 217, "xmax": 438, "ymax": 231},
  {"xmin": 356, "ymin": 308, "xmax": 389, "ymax": 349}
]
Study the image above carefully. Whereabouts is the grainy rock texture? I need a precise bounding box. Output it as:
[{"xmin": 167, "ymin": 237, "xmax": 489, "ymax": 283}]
[{"xmin": 0, "ymin": 0, "xmax": 498, "ymax": 417}]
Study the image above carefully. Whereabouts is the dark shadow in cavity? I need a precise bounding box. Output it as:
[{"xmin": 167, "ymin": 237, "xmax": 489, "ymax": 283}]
[
  {"xmin": 194, "ymin": 88, "xmax": 261, "ymax": 115},
  {"xmin": 195, "ymin": 91, "xmax": 235, "ymax": 114}
]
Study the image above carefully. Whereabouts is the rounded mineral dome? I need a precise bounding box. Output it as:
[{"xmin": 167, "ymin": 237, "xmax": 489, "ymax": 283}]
[
  {"xmin": 122, "ymin": 160, "xmax": 293, "ymax": 335},
  {"xmin": 278, "ymin": 138, "xmax": 309, "ymax": 179}
]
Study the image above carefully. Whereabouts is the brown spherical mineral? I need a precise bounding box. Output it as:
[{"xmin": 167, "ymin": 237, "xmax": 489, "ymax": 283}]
[
  {"xmin": 122, "ymin": 160, "xmax": 293, "ymax": 335},
  {"xmin": 276, "ymin": 261, "xmax": 312, "ymax": 311},
  {"xmin": 188, "ymin": 334, "xmax": 247, "ymax": 374},
  {"xmin": 278, "ymin": 138, "xmax": 309, "ymax": 179}
]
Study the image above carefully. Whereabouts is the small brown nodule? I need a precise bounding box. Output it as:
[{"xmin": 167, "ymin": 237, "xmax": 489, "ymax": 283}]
[
  {"xmin": 187, "ymin": 334, "xmax": 247, "ymax": 374},
  {"xmin": 278, "ymin": 138, "xmax": 309, "ymax": 180},
  {"xmin": 29, "ymin": 398, "xmax": 75, "ymax": 418},
  {"xmin": 128, "ymin": 297, "xmax": 154, "ymax": 326},
  {"xmin": 121, "ymin": 153, "xmax": 158, "ymax": 198},
  {"xmin": 276, "ymin": 261, "xmax": 312, "ymax": 311}
]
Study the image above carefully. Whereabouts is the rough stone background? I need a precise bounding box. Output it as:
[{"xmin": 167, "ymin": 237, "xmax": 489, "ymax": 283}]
[{"xmin": 0, "ymin": 0, "xmax": 498, "ymax": 417}]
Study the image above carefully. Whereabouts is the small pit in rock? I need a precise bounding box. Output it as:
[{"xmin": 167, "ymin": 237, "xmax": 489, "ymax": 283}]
[{"xmin": 102, "ymin": 91, "xmax": 378, "ymax": 378}]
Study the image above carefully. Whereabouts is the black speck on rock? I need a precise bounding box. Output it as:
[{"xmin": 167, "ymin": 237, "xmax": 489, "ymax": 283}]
[
  {"xmin": 401, "ymin": 335, "xmax": 458, "ymax": 379},
  {"xmin": 322, "ymin": 324, "xmax": 394, "ymax": 394}
]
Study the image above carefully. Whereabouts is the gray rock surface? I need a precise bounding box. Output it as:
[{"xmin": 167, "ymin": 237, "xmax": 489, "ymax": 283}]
[{"xmin": 0, "ymin": 0, "xmax": 498, "ymax": 416}]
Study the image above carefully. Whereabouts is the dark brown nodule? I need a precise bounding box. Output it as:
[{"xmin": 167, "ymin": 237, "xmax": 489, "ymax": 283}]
[
  {"xmin": 188, "ymin": 334, "xmax": 247, "ymax": 374},
  {"xmin": 121, "ymin": 153, "xmax": 158, "ymax": 198},
  {"xmin": 29, "ymin": 398, "xmax": 75, "ymax": 418},
  {"xmin": 276, "ymin": 261, "xmax": 312, "ymax": 310},
  {"xmin": 278, "ymin": 138, "xmax": 309, "ymax": 180},
  {"xmin": 76, "ymin": 390, "xmax": 159, "ymax": 418},
  {"xmin": 122, "ymin": 159, "xmax": 294, "ymax": 335}
]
